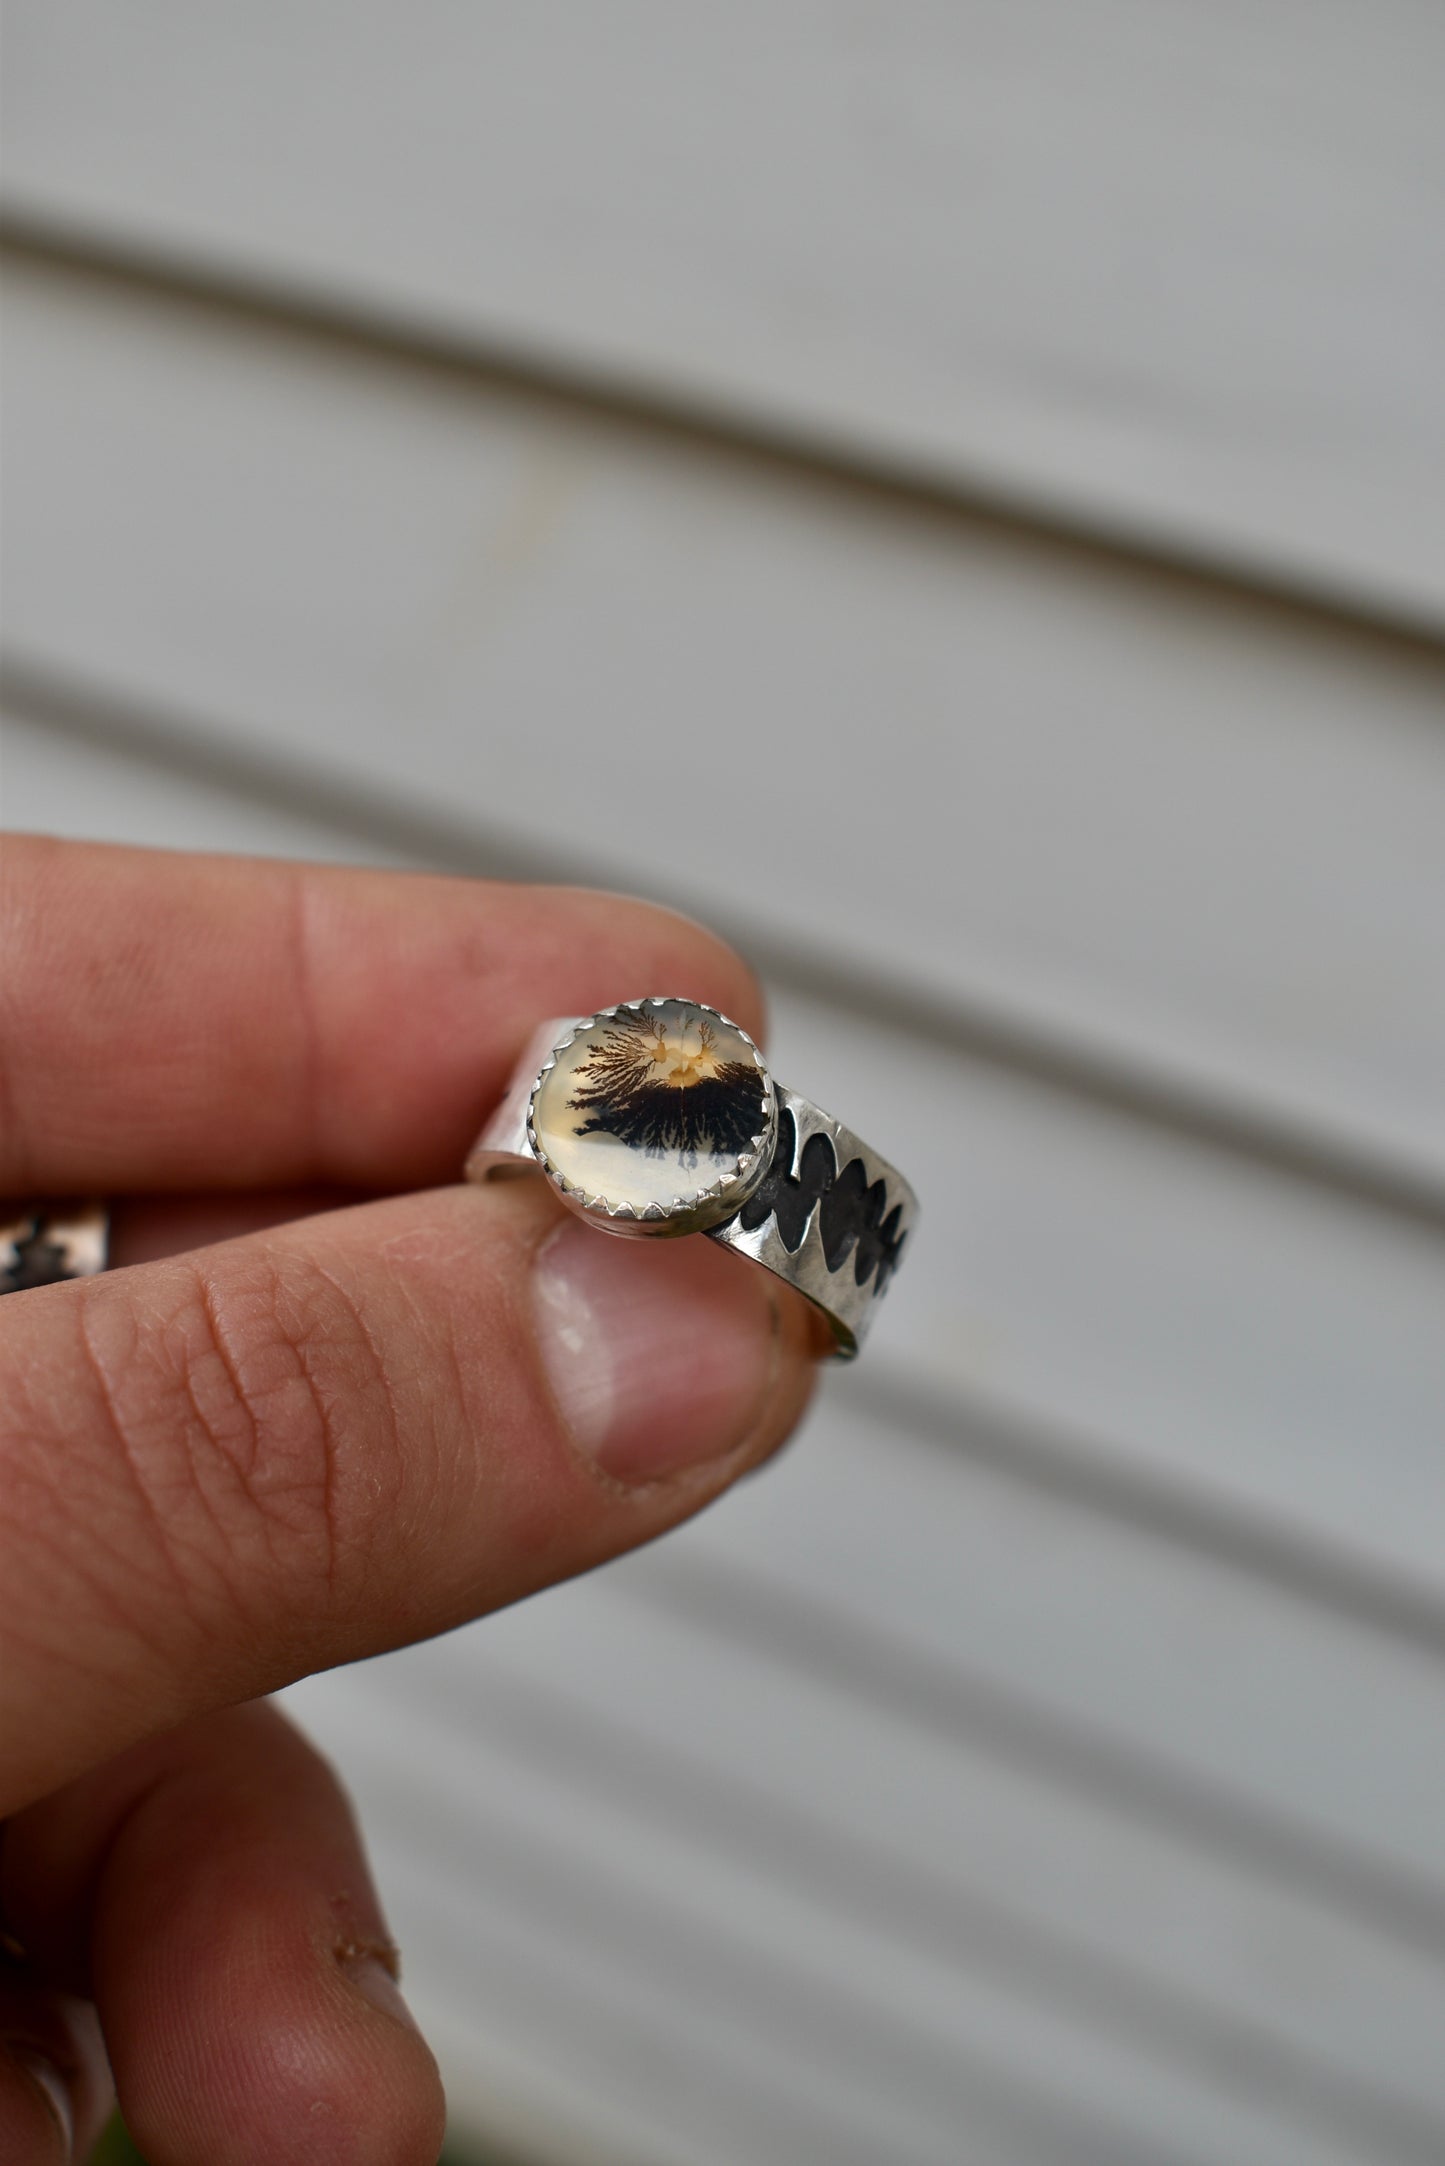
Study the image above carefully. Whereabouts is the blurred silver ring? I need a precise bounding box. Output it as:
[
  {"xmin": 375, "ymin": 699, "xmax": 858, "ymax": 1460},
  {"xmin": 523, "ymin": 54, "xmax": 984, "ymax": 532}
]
[
  {"xmin": 1, "ymin": 1200, "xmax": 110, "ymax": 1293},
  {"xmin": 464, "ymin": 997, "xmax": 917, "ymax": 1358}
]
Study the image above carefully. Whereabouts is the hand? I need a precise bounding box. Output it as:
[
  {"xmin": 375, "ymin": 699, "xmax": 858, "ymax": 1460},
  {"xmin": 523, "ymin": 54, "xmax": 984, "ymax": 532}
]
[{"xmin": 0, "ymin": 837, "xmax": 823, "ymax": 2165}]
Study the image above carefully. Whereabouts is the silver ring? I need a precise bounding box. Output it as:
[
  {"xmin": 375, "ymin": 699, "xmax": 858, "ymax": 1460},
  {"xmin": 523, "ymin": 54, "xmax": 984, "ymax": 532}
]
[
  {"xmin": 464, "ymin": 997, "xmax": 918, "ymax": 1357},
  {"xmin": 1, "ymin": 1200, "xmax": 110, "ymax": 1293}
]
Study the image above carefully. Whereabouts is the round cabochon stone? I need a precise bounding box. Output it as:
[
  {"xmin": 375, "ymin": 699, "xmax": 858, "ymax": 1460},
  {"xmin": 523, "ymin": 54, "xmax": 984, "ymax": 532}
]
[{"xmin": 530, "ymin": 999, "xmax": 772, "ymax": 1220}]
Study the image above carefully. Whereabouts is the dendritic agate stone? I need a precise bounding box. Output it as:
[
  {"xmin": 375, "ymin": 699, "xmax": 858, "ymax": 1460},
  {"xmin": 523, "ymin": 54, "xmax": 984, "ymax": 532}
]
[{"xmin": 529, "ymin": 999, "xmax": 772, "ymax": 1223}]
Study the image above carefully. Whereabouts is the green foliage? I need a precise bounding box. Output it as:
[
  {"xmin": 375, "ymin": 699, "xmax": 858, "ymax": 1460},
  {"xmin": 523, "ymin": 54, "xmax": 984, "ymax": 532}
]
[
  {"xmin": 91, "ymin": 2111, "xmax": 487, "ymax": 2165},
  {"xmin": 88, "ymin": 2119, "xmax": 143, "ymax": 2166}
]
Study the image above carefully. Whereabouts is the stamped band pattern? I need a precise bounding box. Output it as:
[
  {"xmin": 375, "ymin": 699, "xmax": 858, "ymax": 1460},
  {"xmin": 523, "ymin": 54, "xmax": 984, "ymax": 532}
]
[
  {"xmin": 705, "ymin": 1084, "xmax": 918, "ymax": 1355},
  {"xmin": 735, "ymin": 1107, "xmax": 908, "ymax": 1298}
]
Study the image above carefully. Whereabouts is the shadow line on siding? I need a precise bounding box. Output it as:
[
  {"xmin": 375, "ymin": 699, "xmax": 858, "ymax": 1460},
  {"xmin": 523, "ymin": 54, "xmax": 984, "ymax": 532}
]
[{"xmin": 4, "ymin": 210, "xmax": 1445, "ymax": 651}]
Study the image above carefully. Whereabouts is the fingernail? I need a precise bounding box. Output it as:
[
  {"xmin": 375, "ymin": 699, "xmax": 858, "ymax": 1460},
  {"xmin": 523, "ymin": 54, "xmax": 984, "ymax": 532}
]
[
  {"xmin": 533, "ymin": 1216, "xmax": 781, "ymax": 1484},
  {"xmin": 11, "ymin": 2047, "xmax": 73, "ymax": 2155},
  {"xmin": 342, "ymin": 1952, "xmax": 421, "ymax": 2035}
]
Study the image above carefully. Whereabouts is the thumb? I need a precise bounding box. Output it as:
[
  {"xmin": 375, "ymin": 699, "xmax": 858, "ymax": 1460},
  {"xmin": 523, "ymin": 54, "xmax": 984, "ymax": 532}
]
[{"xmin": 0, "ymin": 1180, "xmax": 819, "ymax": 1812}]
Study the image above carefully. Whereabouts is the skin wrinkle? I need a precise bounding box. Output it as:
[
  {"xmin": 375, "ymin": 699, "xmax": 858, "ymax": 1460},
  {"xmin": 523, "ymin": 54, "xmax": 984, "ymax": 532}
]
[
  {"xmin": 78, "ymin": 1363, "xmax": 255, "ymax": 1675},
  {"xmin": 261, "ymin": 1242, "xmax": 423, "ymax": 1623},
  {"xmin": 174, "ymin": 1265, "xmax": 272, "ymax": 1624},
  {"xmin": 184, "ymin": 1267, "xmax": 259, "ymax": 1482},
  {"xmin": 24, "ymin": 1285, "xmax": 253, "ymax": 1704},
  {"xmin": 0, "ymin": 1331, "xmax": 189, "ymax": 1675},
  {"xmin": 192, "ymin": 1252, "xmax": 346, "ymax": 1604},
  {"xmin": 0, "ymin": 841, "xmax": 39, "ymax": 1189},
  {"xmin": 108, "ymin": 1275, "xmax": 265, "ymax": 1660},
  {"xmin": 370, "ymin": 1248, "xmax": 468, "ymax": 1545},
  {"xmin": 292, "ymin": 1253, "xmax": 407, "ymax": 1606},
  {"xmin": 285, "ymin": 865, "xmax": 326, "ymax": 1183},
  {"xmin": 0, "ymin": 1003, "xmax": 30, "ymax": 1190},
  {"xmin": 69, "ymin": 1251, "xmax": 357, "ymax": 1656},
  {"xmin": 73, "ymin": 1292, "xmax": 183, "ymax": 1604}
]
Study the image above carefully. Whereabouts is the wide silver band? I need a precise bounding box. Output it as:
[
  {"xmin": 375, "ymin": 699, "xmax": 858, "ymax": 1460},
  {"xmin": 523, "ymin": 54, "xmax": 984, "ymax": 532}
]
[
  {"xmin": 465, "ymin": 1018, "xmax": 918, "ymax": 1357},
  {"xmin": 1, "ymin": 1200, "xmax": 109, "ymax": 1293}
]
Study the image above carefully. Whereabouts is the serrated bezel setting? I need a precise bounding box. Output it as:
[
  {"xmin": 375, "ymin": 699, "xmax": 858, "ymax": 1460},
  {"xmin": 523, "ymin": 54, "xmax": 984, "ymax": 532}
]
[{"xmin": 525, "ymin": 997, "xmax": 777, "ymax": 1238}]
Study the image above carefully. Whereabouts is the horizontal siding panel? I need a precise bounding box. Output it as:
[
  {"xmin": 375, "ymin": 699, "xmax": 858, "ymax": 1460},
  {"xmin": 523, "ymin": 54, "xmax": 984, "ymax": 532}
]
[
  {"xmin": 5, "ymin": 259, "xmax": 1444, "ymax": 1198},
  {"xmin": 4, "ymin": 2, "xmax": 1444, "ymax": 622}
]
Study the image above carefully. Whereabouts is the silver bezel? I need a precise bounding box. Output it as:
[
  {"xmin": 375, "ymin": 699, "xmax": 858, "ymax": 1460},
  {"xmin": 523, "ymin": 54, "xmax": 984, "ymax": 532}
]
[{"xmin": 525, "ymin": 996, "xmax": 777, "ymax": 1238}]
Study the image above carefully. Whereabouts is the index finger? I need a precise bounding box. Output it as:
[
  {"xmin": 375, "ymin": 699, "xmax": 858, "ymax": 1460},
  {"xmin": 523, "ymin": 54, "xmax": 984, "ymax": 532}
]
[{"xmin": 0, "ymin": 835, "xmax": 764, "ymax": 1193}]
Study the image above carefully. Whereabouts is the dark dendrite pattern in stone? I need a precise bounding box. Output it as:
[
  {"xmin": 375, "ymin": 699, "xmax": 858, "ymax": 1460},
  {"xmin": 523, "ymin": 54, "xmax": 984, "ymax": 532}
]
[
  {"xmin": 566, "ymin": 1007, "xmax": 766, "ymax": 1160},
  {"xmin": 737, "ymin": 1107, "xmax": 908, "ymax": 1296}
]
